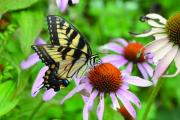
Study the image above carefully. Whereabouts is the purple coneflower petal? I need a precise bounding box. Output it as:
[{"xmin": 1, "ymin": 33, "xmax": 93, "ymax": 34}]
[
  {"xmin": 31, "ymin": 66, "xmax": 48, "ymax": 97},
  {"xmin": 35, "ymin": 38, "xmax": 46, "ymax": 45},
  {"xmin": 109, "ymin": 58, "xmax": 128, "ymax": 68},
  {"xmin": 21, "ymin": 53, "xmax": 40, "ymax": 69},
  {"xmin": 116, "ymin": 91, "xmax": 136, "ymax": 119},
  {"xmin": 113, "ymin": 38, "xmax": 128, "ymax": 47},
  {"xmin": 145, "ymin": 38, "xmax": 169, "ymax": 53},
  {"xmin": 153, "ymin": 46, "xmax": 179, "ymax": 84},
  {"xmin": 153, "ymin": 42, "xmax": 173, "ymax": 63},
  {"xmin": 96, "ymin": 93, "xmax": 104, "ymax": 120},
  {"xmin": 102, "ymin": 55, "xmax": 124, "ymax": 63},
  {"xmin": 60, "ymin": 83, "xmax": 86, "ymax": 104},
  {"xmin": 88, "ymin": 90, "xmax": 98, "ymax": 110},
  {"xmin": 118, "ymin": 89, "xmax": 141, "ymax": 108},
  {"xmin": 137, "ymin": 63, "xmax": 149, "ymax": 79},
  {"xmin": 146, "ymin": 13, "xmax": 167, "ymax": 24},
  {"xmin": 123, "ymin": 76, "xmax": 152, "ymax": 87},
  {"xmin": 56, "ymin": 0, "xmax": 69, "ymax": 12},
  {"xmin": 72, "ymin": 0, "xmax": 79, "ymax": 4},
  {"xmin": 99, "ymin": 43, "xmax": 124, "ymax": 54},
  {"xmin": 125, "ymin": 62, "xmax": 133, "ymax": 74},
  {"xmin": 142, "ymin": 63, "xmax": 153, "ymax": 77},
  {"xmin": 43, "ymin": 88, "xmax": 57, "ymax": 101},
  {"xmin": 121, "ymin": 82, "xmax": 129, "ymax": 90},
  {"xmin": 110, "ymin": 92, "xmax": 120, "ymax": 109},
  {"xmin": 83, "ymin": 103, "xmax": 89, "ymax": 120}
]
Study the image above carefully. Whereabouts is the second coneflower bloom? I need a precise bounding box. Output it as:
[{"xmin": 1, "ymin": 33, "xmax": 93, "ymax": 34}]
[
  {"xmin": 99, "ymin": 39, "xmax": 154, "ymax": 80},
  {"xmin": 131, "ymin": 13, "xmax": 180, "ymax": 84},
  {"xmin": 61, "ymin": 63, "xmax": 152, "ymax": 120}
]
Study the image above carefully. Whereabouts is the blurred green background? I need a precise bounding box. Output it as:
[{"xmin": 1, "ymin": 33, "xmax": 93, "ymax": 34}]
[{"xmin": 0, "ymin": 0, "xmax": 180, "ymax": 120}]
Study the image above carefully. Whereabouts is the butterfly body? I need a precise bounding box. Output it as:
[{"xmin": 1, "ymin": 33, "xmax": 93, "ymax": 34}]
[{"xmin": 32, "ymin": 15, "xmax": 100, "ymax": 92}]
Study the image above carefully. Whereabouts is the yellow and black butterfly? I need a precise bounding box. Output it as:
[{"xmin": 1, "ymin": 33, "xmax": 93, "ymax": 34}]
[{"xmin": 32, "ymin": 15, "xmax": 100, "ymax": 92}]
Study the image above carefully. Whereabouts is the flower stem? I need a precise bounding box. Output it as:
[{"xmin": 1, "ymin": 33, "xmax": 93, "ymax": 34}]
[
  {"xmin": 29, "ymin": 100, "xmax": 44, "ymax": 120},
  {"xmin": 142, "ymin": 78, "xmax": 164, "ymax": 120}
]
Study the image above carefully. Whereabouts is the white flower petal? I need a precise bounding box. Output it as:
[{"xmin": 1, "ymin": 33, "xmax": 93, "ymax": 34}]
[
  {"xmin": 146, "ymin": 13, "xmax": 167, "ymax": 24},
  {"xmin": 153, "ymin": 42, "xmax": 173, "ymax": 63},
  {"xmin": 153, "ymin": 34, "xmax": 168, "ymax": 40},
  {"xmin": 133, "ymin": 28, "xmax": 165, "ymax": 37},
  {"xmin": 145, "ymin": 38, "xmax": 169, "ymax": 53},
  {"xmin": 147, "ymin": 19, "xmax": 165, "ymax": 28},
  {"xmin": 153, "ymin": 46, "xmax": 179, "ymax": 84}
]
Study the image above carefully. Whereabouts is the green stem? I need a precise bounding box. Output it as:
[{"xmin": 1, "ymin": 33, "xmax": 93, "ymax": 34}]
[
  {"xmin": 142, "ymin": 78, "xmax": 164, "ymax": 120},
  {"xmin": 29, "ymin": 101, "xmax": 44, "ymax": 120}
]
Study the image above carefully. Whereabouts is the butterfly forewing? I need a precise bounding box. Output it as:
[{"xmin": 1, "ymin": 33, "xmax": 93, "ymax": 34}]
[{"xmin": 47, "ymin": 15, "xmax": 92, "ymax": 55}]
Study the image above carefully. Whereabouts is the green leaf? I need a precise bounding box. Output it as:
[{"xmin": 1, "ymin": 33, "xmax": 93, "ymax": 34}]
[
  {"xmin": 13, "ymin": 7, "xmax": 45, "ymax": 55},
  {"xmin": 0, "ymin": 0, "xmax": 39, "ymax": 15},
  {"xmin": 0, "ymin": 81, "xmax": 20, "ymax": 117}
]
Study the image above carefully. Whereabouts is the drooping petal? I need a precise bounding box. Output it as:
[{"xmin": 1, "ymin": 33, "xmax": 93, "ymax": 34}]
[
  {"xmin": 71, "ymin": 0, "xmax": 79, "ymax": 4},
  {"xmin": 137, "ymin": 63, "xmax": 149, "ymax": 79},
  {"xmin": 153, "ymin": 34, "xmax": 168, "ymax": 40},
  {"xmin": 83, "ymin": 103, "xmax": 89, "ymax": 120},
  {"xmin": 110, "ymin": 92, "xmax": 120, "ymax": 110},
  {"xmin": 88, "ymin": 90, "xmax": 98, "ymax": 110},
  {"xmin": 116, "ymin": 92, "xmax": 136, "ymax": 119},
  {"xmin": 146, "ymin": 13, "xmax": 167, "ymax": 24},
  {"xmin": 145, "ymin": 38, "xmax": 169, "ymax": 53},
  {"xmin": 142, "ymin": 63, "xmax": 153, "ymax": 77},
  {"xmin": 113, "ymin": 38, "xmax": 128, "ymax": 47},
  {"xmin": 118, "ymin": 89, "xmax": 141, "ymax": 108},
  {"xmin": 132, "ymin": 28, "xmax": 165, "ymax": 37},
  {"xmin": 99, "ymin": 42, "xmax": 124, "ymax": 54},
  {"xmin": 153, "ymin": 42, "xmax": 173, "ymax": 63},
  {"xmin": 121, "ymin": 82, "xmax": 129, "ymax": 90},
  {"xmin": 102, "ymin": 55, "xmax": 125, "ymax": 63},
  {"xmin": 163, "ymin": 50, "xmax": 180, "ymax": 77},
  {"xmin": 31, "ymin": 66, "xmax": 49, "ymax": 97},
  {"xmin": 125, "ymin": 62, "xmax": 133, "ymax": 74},
  {"xmin": 35, "ymin": 38, "xmax": 46, "ymax": 45},
  {"xmin": 109, "ymin": 58, "xmax": 128, "ymax": 68},
  {"xmin": 96, "ymin": 93, "xmax": 104, "ymax": 120},
  {"xmin": 60, "ymin": 83, "xmax": 86, "ymax": 104},
  {"xmin": 56, "ymin": 0, "xmax": 69, "ymax": 12},
  {"xmin": 43, "ymin": 89, "xmax": 57, "ymax": 101},
  {"xmin": 20, "ymin": 53, "xmax": 40, "ymax": 69},
  {"xmin": 123, "ymin": 76, "xmax": 152, "ymax": 87},
  {"xmin": 153, "ymin": 46, "xmax": 179, "ymax": 84},
  {"xmin": 146, "ymin": 19, "xmax": 165, "ymax": 28}
]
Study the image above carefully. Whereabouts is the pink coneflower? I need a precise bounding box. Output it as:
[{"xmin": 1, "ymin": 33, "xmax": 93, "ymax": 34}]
[
  {"xmin": 99, "ymin": 39, "xmax": 154, "ymax": 80},
  {"xmin": 61, "ymin": 63, "xmax": 152, "ymax": 120},
  {"xmin": 131, "ymin": 13, "xmax": 180, "ymax": 84},
  {"xmin": 20, "ymin": 38, "xmax": 58, "ymax": 101},
  {"xmin": 56, "ymin": 0, "xmax": 79, "ymax": 12}
]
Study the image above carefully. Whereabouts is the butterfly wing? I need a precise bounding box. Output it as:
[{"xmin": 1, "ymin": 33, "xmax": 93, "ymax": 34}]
[{"xmin": 47, "ymin": 15, "xmax": 92, "ymax": 55}]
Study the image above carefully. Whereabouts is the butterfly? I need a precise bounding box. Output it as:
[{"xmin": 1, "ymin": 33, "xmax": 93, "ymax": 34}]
[{"xmin": 32, "ymin": 15, "xmax": 101, "ymax": 92}]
